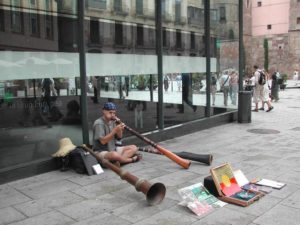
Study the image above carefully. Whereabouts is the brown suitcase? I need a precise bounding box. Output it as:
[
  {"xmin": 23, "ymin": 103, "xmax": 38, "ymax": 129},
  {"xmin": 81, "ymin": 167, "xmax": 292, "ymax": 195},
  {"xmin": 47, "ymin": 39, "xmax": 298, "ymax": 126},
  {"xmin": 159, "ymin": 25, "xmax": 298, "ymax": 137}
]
[{"xmin": 210, "ymin": 163, "xmax": 264, "ymax": 207}]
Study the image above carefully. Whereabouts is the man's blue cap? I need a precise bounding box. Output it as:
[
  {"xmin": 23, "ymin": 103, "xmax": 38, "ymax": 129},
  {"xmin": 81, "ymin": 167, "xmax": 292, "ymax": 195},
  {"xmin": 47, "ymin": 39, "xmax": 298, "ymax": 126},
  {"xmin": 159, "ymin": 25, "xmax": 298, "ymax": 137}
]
[{"xmin": 103, "ymin": 102, "xmax": 117, "ymax": 110}]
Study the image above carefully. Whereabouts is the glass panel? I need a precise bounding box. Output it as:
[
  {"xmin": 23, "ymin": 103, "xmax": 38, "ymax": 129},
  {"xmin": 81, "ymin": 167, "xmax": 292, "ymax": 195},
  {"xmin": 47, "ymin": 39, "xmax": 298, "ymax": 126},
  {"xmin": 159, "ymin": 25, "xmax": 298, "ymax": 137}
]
[
  {"xmin": 211, "ymin": 0, "xmax": 239, "ymax": 112},
  {"xmin": 162, "ymin": 0, "xmax": 208, "ymax": 126},
  {"xmin": 0, "ymin": 1, "xmax": 80, "ymax": 169},
  {"xmin": 85, "ymin": 0, "xmax": 158, "ymax": 137}
]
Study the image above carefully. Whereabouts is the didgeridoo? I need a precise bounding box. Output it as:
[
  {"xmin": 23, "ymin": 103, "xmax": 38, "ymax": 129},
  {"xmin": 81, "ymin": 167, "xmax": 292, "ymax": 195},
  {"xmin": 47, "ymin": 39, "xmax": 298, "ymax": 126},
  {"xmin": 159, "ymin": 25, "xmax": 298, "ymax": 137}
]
[
  {"xmin": 82, "ymin": 145, "xmax": 166, "ymax": 205},
  {"xmin": 115, "ymin": 118, "xmax": 191, "ymax": 169},
  {"xmin": 138, "ymin": 147, "xmax": 213, "ymax": 166}
]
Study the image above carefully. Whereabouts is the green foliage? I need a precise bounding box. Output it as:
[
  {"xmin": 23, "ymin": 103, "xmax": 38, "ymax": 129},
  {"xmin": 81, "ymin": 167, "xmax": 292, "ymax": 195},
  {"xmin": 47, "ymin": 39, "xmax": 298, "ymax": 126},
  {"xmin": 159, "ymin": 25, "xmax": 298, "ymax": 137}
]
[{"xmin": 263, "ymin": 39, "xmax": 269, "ymax": 71}]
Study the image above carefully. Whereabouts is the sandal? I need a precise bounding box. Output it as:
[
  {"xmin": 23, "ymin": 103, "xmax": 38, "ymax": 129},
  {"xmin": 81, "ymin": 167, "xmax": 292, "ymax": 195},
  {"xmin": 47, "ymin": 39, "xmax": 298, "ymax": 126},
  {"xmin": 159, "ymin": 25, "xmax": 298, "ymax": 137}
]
[
  {"xmin": 131, "ymin": 153, "xmax": 142, "ymax": 163},
  {"xmin": 266, "ymin": 106, "xmax": 274, "ymax": 112}
]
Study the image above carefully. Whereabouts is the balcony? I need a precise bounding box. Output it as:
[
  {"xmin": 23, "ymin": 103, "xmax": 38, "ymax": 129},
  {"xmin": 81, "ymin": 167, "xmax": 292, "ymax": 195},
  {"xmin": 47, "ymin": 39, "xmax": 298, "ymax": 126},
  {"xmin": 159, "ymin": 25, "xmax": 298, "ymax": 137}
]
[
  {"xmin": 136, "ymin": 8, "xmax": 155, "ymax": 20},
  {"xmin": 162, "ymin": 13, "xmax": 173, "ymax": 22},
  {"xmin": 188, "ymin": 17, "xmax": 204, "ymax": 28},
  {"xmin": 113, "ymin": 5, "xmax": 129, "ymax": 16}
]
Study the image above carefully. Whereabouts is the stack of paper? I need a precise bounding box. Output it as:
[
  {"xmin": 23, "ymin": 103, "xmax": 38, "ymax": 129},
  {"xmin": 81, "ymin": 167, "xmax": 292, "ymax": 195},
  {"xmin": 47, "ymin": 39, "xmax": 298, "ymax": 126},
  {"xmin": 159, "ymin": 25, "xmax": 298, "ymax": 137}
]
[
  {"xmin": 255, "ymin": 179, "xmax": 286, "ymax": 189},
  {"xmin": 178, "ymin": 182, "xmax": 226, "ymax": 216}
]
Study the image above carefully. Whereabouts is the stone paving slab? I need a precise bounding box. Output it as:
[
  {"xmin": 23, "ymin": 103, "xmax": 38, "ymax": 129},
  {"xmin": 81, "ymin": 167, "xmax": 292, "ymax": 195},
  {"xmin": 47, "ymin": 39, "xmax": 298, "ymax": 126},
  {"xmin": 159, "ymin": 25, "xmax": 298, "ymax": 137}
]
[
  {"xmin": 0, "ymin": 207, "xmax": 26, "ymax": 225},
  {"xmin": 13, "ymin": 191, "xmax": 84, "ymax": 217},
  {"xmin": 17, "ymin": 179, "xmax": 80, "ymax": 199},
  {"xmin": 1, "ymin": 88, "xmax": 300, "ymax": 224},
  {"xmin": 191, "ymin": 207, "xmax": 256, "ymax": 225},
  {"xmin": 253, "ymin": 204, "xmax": 300, "ymax": 225},
  {"xmin": 57, "ymin": 194, "xmax": 132, "ymax": 221},
  {"xmin": 8, "ymin": 211, "xmax": 75, "ymax": 225},
  {"xmin": 0, "ymin": 185, "xmax": 32, "ymax": 209}
]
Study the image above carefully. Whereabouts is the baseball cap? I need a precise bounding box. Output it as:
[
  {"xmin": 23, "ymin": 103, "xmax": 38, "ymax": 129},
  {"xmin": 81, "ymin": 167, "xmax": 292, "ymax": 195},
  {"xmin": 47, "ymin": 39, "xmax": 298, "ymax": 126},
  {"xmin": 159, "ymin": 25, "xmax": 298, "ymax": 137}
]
[{"xmin": 103, "ymin": 102, "xmax": 117, "ymax": 110}]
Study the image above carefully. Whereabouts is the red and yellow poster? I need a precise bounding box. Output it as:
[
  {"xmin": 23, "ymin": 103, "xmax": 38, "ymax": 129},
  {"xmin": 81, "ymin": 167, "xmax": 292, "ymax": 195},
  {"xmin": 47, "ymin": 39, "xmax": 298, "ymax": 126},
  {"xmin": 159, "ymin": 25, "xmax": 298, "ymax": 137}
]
[{"xmin": 213, "ymin": 164, "xmax": 242, "ymax": 196}]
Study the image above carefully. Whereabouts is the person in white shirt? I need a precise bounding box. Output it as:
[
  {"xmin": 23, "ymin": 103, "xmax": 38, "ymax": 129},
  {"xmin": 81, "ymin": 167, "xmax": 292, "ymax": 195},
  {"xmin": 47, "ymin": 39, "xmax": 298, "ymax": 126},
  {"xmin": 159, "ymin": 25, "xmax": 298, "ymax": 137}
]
[
  {"xmin": 293, "ymin": 70, "xmax": 299, "ymax": 81},
  {"xmin": 252, "ymin": 66, "xmax": 273, "ymax": 112}
]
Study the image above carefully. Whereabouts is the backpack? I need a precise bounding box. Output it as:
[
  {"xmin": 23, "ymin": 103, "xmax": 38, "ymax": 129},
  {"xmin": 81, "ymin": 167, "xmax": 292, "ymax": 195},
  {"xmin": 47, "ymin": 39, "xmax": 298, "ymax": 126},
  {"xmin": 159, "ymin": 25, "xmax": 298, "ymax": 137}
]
[
  {"xmin": 67, "ymin": 147, "xmax": 98, "ymax": 175},
  {"xmin": 258, "ymin": 71, "xmax": 266, "ymax": 85},
  {"xmin": 211, "ymin": 76, "xmax": 217, "ymax": 85}
]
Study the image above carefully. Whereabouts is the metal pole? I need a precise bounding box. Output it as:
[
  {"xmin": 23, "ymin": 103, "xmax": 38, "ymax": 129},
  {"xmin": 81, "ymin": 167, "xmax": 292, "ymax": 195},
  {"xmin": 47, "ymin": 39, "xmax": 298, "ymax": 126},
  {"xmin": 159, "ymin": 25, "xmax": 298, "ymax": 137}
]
[
  {"xmin": 78, "ymin": 0, "xmax": 89, "ymax": 144},
  {"xmin": 155, "ymin": 0, "xmax": 164, "ymax": 129},
  {"xmin": 204, "ymin": 0, "xmax": 211, "ymax": 117},
  {"xmin": 238, "ymin": 0, "xmax": 244, "ymax": 91}
]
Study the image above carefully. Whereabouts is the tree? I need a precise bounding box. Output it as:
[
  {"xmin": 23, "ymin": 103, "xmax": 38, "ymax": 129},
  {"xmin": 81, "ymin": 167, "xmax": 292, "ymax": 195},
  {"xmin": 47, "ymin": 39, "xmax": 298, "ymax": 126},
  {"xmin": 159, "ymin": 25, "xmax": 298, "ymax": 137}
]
[{"xmin": 263, "ymin": 38, "xmax": 269, "ymax": 71}]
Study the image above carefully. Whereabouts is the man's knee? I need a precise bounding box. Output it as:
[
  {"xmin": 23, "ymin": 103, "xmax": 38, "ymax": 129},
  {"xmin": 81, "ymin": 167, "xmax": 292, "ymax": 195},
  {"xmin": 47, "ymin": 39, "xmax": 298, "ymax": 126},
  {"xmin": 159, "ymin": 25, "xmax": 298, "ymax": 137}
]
[
  {"xmin": 129, "ymin": 145, "xmax": 137, "ymax": 151},
  {"xmin": 105, "ymin": 151, "xmax": 122, "ymax": 161}
]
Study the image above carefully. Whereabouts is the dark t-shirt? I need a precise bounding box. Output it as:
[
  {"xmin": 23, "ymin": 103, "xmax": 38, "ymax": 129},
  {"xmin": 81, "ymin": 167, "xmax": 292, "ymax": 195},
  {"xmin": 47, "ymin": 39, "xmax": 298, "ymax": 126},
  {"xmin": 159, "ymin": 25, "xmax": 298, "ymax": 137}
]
[{"xmin": 93, "ymin": 117, "xmax": 117, "ymax": 152}]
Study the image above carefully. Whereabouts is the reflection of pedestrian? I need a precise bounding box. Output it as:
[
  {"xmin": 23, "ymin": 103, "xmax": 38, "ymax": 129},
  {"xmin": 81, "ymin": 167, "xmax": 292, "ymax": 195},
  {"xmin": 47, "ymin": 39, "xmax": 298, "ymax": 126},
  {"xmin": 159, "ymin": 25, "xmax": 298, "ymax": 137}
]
[
  {"xmin": 41, "ymin": 78, "xmax": 55, "ymax": 113},
  {"xmin": 178, "ymin": 73, "xmax": 196, "ymax": 113},
  {"xmin": 132, "ymin": 101, "xmax": 146, "ymax": 128},
  {"xmin": 163, "ymin": 74, "xmax": 170, "ymax": 91},
  {"xmin": 176, "ymin": 75, "xmax": 182, "ymax": 91},
  {"xmin": 125, "ymin": 76, "xmax": 130, "ymax": 96},
  {"xmin": 219, "ymin": 71, "xmax": 230, "ymax": 106},
  {"xmin": 92, "ymin": 76, "xmax": 100, "ymax": 103},
  {"xmin": 229, "ymin": 71, "xmax": 238, "ymax": 105},
  {"xmin": 211, "ymin": 75, "xmax": 217, "ymax": 106}
]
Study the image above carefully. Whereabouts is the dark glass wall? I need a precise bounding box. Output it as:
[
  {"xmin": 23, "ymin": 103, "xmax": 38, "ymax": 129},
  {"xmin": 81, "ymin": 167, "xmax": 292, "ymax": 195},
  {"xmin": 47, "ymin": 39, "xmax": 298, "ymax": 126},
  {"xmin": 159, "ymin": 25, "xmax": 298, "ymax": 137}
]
[
  {"xmin": 0, "ymin": 0, "xmax": 81, "ymax": 170},
  {"xmin": 0, "ymin": 0, "xmax": 240, "ymax": 175}
]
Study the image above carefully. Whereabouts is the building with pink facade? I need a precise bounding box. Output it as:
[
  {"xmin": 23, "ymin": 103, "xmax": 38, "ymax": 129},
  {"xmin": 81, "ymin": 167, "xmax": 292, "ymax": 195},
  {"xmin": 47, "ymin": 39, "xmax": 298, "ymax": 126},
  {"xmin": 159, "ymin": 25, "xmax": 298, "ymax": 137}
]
[
  {"xmin": 244, "ymin": 0, "xmax": 300, "ymax": 76},
  {"xmin": 252, "ymin": 0, "xmax": 290, "ymax": 36}
]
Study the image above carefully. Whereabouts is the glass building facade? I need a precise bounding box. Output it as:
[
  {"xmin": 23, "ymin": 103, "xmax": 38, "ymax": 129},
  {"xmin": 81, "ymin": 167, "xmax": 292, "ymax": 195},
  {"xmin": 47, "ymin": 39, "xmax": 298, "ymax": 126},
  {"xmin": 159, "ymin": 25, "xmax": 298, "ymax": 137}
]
[{"xmin": 0, "ymin": 0, "xmax": 241, "ymax": 183}]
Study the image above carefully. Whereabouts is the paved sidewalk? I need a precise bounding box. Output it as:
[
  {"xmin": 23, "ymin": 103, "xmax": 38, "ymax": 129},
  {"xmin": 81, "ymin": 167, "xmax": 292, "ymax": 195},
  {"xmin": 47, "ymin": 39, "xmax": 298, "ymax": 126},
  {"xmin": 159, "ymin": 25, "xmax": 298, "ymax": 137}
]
[{"xmin": 1, "ymin": 88, "xmax": 300, "ymax": 225}]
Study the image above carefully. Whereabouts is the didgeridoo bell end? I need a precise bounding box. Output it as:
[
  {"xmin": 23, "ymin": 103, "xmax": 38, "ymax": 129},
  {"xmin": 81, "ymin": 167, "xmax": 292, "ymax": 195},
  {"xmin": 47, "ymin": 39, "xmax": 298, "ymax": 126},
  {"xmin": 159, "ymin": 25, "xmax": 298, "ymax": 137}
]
[{"xmin": 146, "ymin": 182, "xmax": 166, "ymax": 206}]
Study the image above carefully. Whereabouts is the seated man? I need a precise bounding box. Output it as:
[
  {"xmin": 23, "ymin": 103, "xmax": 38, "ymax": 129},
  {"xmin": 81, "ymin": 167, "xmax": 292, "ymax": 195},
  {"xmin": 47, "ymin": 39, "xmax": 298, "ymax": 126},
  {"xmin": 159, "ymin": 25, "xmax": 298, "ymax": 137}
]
[{"xmin": 93, "ymin": 102, "xmax": 140, "ymax": 164}]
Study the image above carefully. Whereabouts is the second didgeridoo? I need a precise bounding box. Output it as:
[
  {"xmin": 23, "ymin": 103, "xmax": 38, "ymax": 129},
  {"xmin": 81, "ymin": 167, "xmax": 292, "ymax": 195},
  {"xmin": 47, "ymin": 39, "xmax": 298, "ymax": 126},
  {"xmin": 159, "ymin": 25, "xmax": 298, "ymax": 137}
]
[
  {"xmin": 138, "ymin": 147, "xmax": 213, "ymax": 166},
  {"xmin": 115, "ymin": 119, "xmax": 191, "ymax": 169}
]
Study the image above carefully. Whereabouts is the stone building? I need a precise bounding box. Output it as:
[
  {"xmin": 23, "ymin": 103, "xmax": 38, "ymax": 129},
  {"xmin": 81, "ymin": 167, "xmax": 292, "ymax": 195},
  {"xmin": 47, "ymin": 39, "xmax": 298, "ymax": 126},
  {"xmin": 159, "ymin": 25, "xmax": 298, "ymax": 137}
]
[{"xmin": 244, "ymin": 0, "xmax": 300, "ymax": 76}]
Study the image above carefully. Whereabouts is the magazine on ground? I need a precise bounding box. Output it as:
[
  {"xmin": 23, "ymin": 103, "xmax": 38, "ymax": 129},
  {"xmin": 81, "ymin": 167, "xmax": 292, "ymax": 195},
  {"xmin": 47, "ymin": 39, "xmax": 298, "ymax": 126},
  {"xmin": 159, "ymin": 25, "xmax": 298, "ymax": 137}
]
[
  {"xmin": 255, "ymin": 179, "xmax": 286, "ymax": 189},
  {"xmin": 178, "ymin": 182, "xmax": 226, "ymax": 216}
]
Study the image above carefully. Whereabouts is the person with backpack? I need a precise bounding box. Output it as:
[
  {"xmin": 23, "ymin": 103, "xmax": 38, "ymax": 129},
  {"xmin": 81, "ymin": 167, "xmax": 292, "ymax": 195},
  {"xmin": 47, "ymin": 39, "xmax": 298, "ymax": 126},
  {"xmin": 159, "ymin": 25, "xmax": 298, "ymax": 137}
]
[
  {"xmin": 252, "ymin": 66, "xmax": 273, "ymax": 112},
  {"xmin": 93, "ymin": 102, "xmax": 141, "ymax": 164}
]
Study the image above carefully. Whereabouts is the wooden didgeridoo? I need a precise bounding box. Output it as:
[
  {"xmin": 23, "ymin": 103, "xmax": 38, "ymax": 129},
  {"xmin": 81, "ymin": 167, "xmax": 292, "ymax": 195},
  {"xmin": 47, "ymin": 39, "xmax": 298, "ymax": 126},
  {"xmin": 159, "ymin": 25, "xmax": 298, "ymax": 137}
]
[
  {"xmin": 115, "ymin": 119, "xmax": 191, "ymax": 169},
  {"xmin": 82, "ymin": 145, "xmax": 166, "ymax": 205},
  {"xmin": 138, "ymin": 147, "xmax": 213, "ymax": 166}
]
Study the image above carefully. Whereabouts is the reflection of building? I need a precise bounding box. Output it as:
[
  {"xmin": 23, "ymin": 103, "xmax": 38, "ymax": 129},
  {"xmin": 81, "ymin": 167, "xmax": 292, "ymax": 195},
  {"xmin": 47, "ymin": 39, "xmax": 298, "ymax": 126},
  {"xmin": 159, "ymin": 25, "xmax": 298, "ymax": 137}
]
[{"xmin": 0, "ymin": 0, "xmax": 58, "ymax": 51}]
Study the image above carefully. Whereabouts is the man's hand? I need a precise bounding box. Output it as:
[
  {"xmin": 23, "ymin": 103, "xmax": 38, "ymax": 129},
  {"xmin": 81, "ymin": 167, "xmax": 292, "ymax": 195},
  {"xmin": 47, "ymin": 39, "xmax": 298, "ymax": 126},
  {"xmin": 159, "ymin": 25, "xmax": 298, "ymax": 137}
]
[{"xmin": 114, "ymin": 123, "xmax": 125, "ymax": 133}]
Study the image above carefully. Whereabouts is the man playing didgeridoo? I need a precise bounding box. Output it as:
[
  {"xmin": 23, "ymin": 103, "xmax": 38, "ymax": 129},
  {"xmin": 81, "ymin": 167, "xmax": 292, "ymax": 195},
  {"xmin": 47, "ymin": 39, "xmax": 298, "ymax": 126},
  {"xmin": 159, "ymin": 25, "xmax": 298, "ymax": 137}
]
[{"xmin": 93, "ymin": 102, "xmax": 141, "ymax": 164}]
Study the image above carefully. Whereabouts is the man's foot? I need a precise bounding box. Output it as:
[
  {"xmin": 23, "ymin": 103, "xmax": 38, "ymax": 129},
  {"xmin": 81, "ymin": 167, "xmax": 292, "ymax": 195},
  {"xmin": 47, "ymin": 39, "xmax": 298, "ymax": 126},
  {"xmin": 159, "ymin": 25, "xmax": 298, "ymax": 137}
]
[
  {"xmin": 131, "ymin": 153, "xmax": 142, "ymax": 163},
  {"xmin": 266, "ymin": 106, "xmax": 274, "ymax": 112},
  {"xmin": 252, "ymin": 109, "xmax": 258, "ymax": 112},
  {"xmin": 259, "ymin": 107, "xmax": 264, "ymax": 110}
]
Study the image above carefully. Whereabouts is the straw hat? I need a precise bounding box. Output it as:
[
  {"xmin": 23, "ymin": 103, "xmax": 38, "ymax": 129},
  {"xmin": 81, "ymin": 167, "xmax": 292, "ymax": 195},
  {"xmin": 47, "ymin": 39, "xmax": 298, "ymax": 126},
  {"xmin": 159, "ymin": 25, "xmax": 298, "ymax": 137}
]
[{"xmin": 52, "ymin": 138, "xmax": 76, "ymax": 157}]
